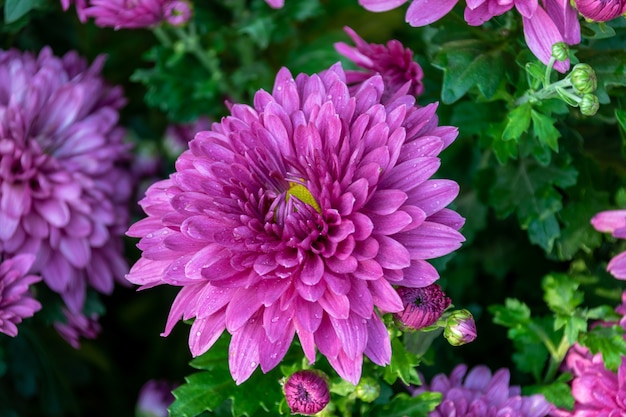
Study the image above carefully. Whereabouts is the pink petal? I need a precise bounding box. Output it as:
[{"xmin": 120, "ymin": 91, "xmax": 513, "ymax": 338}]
[{"xmin": 406, "ymin": 0, "xmax": 459, "ymax": 26}]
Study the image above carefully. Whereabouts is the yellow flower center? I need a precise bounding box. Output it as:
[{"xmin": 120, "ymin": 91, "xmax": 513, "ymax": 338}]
[{"xmin": 286, "ymin": 183, "xmax": 321, "ymax": 213}]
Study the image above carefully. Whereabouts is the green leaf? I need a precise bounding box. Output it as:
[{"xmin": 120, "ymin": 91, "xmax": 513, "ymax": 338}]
[
  {"xmin": 541, "ymin": 274, "xmax": 583, "ymax": 315},
  {"xmin": 531, "ymin": 109, "xmax": 560, "ymax": 152},
  {"xmin": 382, "ymin": 338, "xmax": 421, "ymax": 386},
  {"xmin": 580, "ymin": 325, "xmax": 626, "ymax": 371},
  {"xmin": 4, "ymin": 0, "xmax": 35, "ymax": 23},
  {"xmin": 370, "ymin": 392, "xmax": 441, "ymax": 417},
  {"xmin": 523, "ymin": 373, "xmax": 574, "ymax": 410},
  {"xmin": 169, "ymin": 372, "xmax": 228, "ymax": 417},
  {"xmin": 487, "ymin": 158, "xmax": 578, "ymax": 251},
  {"xmin": 489, "ymin": 298, "xmax": 531, "ymax": 327},
  {"xmin": 432, "ymin": 39, "xmax": 505, "ymax": 104},
  {"xmin": 502, "ymin": 103, "xmax": 532, "ymax": 142}
]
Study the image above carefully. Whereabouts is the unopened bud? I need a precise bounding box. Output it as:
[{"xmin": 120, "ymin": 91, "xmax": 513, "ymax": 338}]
[
  {"xmin": 355, "ymin": 376, "xmax": 380, "ymax": 403},
  {"xmin": 570, "ymin": 63, "xmax": 597, "ymax": 94},
  {"xmin": 165, "ymin": 0, "xmax": 192, "ymax": 26},
  {"xmin": 443, "ymin": 309, "xmax": 477, "ymax": 346},
  {"xmin": 551, "ymin": 42, "xmax": 569, "ymax": 62},
  {"xmin": 574, "ymin": 0, "xmax": 626, "ymax": 22},
  {"xmin": 283, "ymin": 370, "xmax": 330, "ymax": 415},
  {"xmin": 579, "ymin": 94, "xmax": 600, "ymax": 116},
  {"xmin": 394, "ymin": 284, "xmax": 451, "ymax": 331}
]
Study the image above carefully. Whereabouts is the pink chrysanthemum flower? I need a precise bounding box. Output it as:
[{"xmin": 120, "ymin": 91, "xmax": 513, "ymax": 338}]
[
  {"xmin": 127, "ymin": 63, "xmax": 464, "ymax": 385},
  {"xmin": 0, "ymin": 47, "xmax": 131, "ymax": 339},
  {"xmin": 265, "ymin": 0, "xmax": 284, "ymax": 8},
  {"xmin": 0, "ymin": 254, "xmax": 41, "ymax": 337},
  {"xmin": 413, "ymin": 364, "xmax": 555, "ymax": 417},
  {"xmin": 358, "ymin": 0, "xmax": 580, "ymax": 73},
  {"xmin": 591, "ymin": 209, "xmax": 626, "ymax": 279},
  {"xmin": 75, "ymin": 0, "xmax": 191, "ymax": 30},
  {"xmin": 53, "ymin": 307, "xmax": 102, "ymax": 349},
  {"xmin": 334, "ymin": 26, "xmax": 425, "ymax": 101}
]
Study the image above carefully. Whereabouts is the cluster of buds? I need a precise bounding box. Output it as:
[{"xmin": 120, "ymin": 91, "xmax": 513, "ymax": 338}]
[
  {"xmin": 393, "ymin": 284, "xmax": 477, "ymax": 346},
  {"xmin": 551, "ymin": 43, "xmax": 600, "ymax": 116}
]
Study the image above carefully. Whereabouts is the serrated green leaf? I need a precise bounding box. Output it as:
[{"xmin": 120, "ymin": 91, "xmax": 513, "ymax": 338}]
[
  {"xmin": 169, "ymin": 372, "xmax": 228, "ymax": 417},
  {"xmin": 433, "ymin": 39, "xmax": 505, "ymax": 104},
  {"xmin": 489, "ymin": 298, "xmax": 531, "ymax": 328},
  {"xmin": 541, "ymin": 274, "xmax": 583, "ymax": 315},
  {"xmin": 523, "ymin": 373, "xmax": 574, "ymax": 410},
  {"xmin": 370, "ymin": 392, "xmax": 441, "ymax": 417},
  {"xmin": 502, "ymin": 103, "xmax": 532, "ymax": 142},
  {"xmin": 525, "ymin": 62, "xmax": 545, "ymax": 90},
  {"xmin": 580, "ymin": 325, "xmax": 626, "ymax": 371},
  {"xmin": 383, "ymin": 338, "xmax": 421, "ymax": 386},
  {"xmin": 554, "ymin": 314, "xmax": 587, "ymax": 344},
  {"xmin": 531, "ymin": 109, "xmax": 560, "ymax": 151},
  {"xmin": 512, "ymin": 340, "xmax": 548, "ymax": 381},
  {"xmin": 4, "ymin": 0, "xmax": 35, "ymax": 23}
]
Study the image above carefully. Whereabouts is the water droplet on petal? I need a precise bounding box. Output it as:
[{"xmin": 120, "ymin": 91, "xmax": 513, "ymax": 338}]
[
  {"xmin": 271, "ymin": 316, "xmax": 280, "ymax": 323},
  {"xmin": 146, "ymin": 233, "xmax": 153, "ymax": 238},
  {"xmin": 250, "ymin": 361, "xmax": 257, "ymax": 368}
]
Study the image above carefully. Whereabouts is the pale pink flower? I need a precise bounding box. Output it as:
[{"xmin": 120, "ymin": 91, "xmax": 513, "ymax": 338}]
[{"xmin": 127, "ymin": 63, "xmax": 464, "ymax": 385}]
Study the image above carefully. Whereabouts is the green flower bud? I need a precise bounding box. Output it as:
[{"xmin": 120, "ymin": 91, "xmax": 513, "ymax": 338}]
[
  {"xmin": 579, "ymin": 94, "xmax": 600, "ymax": 116},
  {"xmin": 570, "ymin": 63, "xmax": 597, "ymax": 94},
  {"xmin": 355, "ymin": 376, "xmax": 380, "ymax": 403},
  {"xmin": 443, "ymin": 309, "xmax": 477, "ymax": 347},
  {"xmin": 551, "ymin": 42, "xmax": 569, "ymax": 62}
]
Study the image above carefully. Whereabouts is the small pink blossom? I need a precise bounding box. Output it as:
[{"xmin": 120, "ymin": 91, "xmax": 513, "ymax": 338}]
[
  {"xmin": 575, "ymin": 0, "xmax": 626, "ymax": 21},
  {"xmin": 283, "ymin": 370, "xmax": 330, "ymax": 415}
]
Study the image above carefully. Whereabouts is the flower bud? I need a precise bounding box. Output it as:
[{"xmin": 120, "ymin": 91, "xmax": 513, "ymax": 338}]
[
  {"xmin": 355, "ymin": 376, "xmax": 380, "ymax": 403},
  {"xmin": 135, "ymin": 379, "xmax": 178, "ymax": 417},
  {"xmin": 443, "ymin": 309, "xmax": 477, "ymax": 346},
  {"xmin": 283, "ymin": 370, "xmax": 330, "ymax": 415},
  {"xmin": 574, "ymin": 0, "xmax": 626, "ymax": 22},
  {"xmin": 579, "ymin": 94, "xmax": 600, "ymax": 116},
  {"xmin": 551, "ymin": 42, "xmax": 569, "ymax": 62},
  {"xmin": 394, "ymin": 284, "xmax": 451, "ymax": 331},
  {"xmin": 165, "ymin": 1, "xmax": 192, "ymax": 26},
  {"xmin": 570, "ymin": 63, "xmax": 597, "ymax": 94}
]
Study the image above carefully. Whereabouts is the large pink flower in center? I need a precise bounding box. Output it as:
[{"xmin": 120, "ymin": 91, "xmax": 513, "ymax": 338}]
[{"xmin": 127, "ymin": 63, "xmax": 465, "ymax": 384}]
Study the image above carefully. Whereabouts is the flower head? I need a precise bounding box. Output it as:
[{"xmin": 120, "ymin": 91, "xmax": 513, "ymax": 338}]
[
  {"xmin": 265, "ymin": 0, "xmax": 284, "ymax": 8},
  {"xmin": 0, "ymin": 47, "xmax": 131, "ymax": 343},
  {"xmin": 413, "ymin": 364, "xmax": 555, "ymax": 417},
  {"xmin": 443, "ymin": 309, "xmax": 477, "ymax": 346},
  {"xmin": 283, "ymin": 370, "xmax": 330, "ymax": 415},
  {"xmin": 127, "ymin": 63, "xmax": 464, "ymax": 385},
  {"xmin": 394, "ymin": 284, "xmax": 451, "ymax": 330},
  {"xmin": 0, "ymin": 254, "xmax": 41, "ymax": 337},
  {"xmin": 591, "ymin": 209, "xmax": 626, "ymax": 279},
  {"xmin": 334, "ymin": 26, "xmax": 424, "ymax": 101},
  {"xmin": 136, "ymin": 379, "xmax": 178, "ymax": 417},
  {"xmin": 82, "ymin": 0, "xmax": 180, "ymax": 29},
  {"xmin": 53, "ymin": 308, "xmax": 102, "ymax": 349},
  {"xmin": 574, "ymin": 0, "xmax": 626, "ymax": 21}
]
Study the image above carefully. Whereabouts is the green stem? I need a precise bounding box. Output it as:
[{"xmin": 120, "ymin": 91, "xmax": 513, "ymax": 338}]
[
  {"xmin": 173, "ymin": 24, "xmax": 220, "ymax": 76},
  {"xmin": 543, "ymin": 335, "xmax": 570, "ymax": 384},
  {"xmin": 152, "ymin": 25, "xmax": 172, "ymax": 47},
  {"xmin": 544, "ymin": 56, "xmax": 556, "ymax": 88}
]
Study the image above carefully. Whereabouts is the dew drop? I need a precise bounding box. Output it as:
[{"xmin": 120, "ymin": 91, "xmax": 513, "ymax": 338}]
[
  {"xmin": 146, "ymin": 233, "xmax": 153, "ymax": 238},
  {"xmin": 270, "ymin": 353, "xmax": 277, "ymax": 359},
  {"xmin": 314, "ymin": 313, "xmax": 322, "ymax": 319},
  {"xmin": 271, "ymin": 316, "xmax": 280, "ymax": 323},
  {"xmin": 277, "ymin": 86, "xmax": 283, "ymax": 91},
  {"xmin": 196, "ymin": 331, "xmax": 202, "ymax": 337},
  {"xmin": 250, "ymin": 361, "xmax": 257, "ymax": 368}
]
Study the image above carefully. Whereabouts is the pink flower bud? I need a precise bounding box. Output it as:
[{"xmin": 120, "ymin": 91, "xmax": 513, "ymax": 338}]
[
  {"xmin": 575, "ymin": 0, "xmax": 626, "ymax": 21},
  {"xmin": 394, "ymin": 284, "xmax": 451, "ymax": 331},
  {"xmin": 444, "ymin": 309, "xmax": 477, "ymax": 346},
  {"xmin": 283, "ymin": 370, "xmax": 330, "ymax": 415}
]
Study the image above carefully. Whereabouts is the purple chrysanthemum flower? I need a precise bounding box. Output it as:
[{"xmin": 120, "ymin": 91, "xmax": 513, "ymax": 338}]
[
  {"xmin": 283, "ymin": 370, "xmax": 330, "ymax": 415},
  {"xmin": 591, "ymin": 209, "xmax": 626, "ymax": 279},
  {"xmin": 394, "ymin": 284, "xmax": 451, "ymax": 330},
  {"xmin": 0, "ymin": 47, "xmax": 131, "ymax": 341},
  {"xmin": 334, "ymin": 26, "xmax": 425, "ymax": 102},
  {"xmin": 136, "ymin": 379, "xmax": 178, "ymax": 417},
  {"xmin": 127, "ymin": 63, "xmax": 464, "ymax": 385},
  {"xmin": 265, "ymin": 0, "xmax": 284, "ymax": 8},
  {"xmin": 0, "ymin": 254, "xmax": 41, "ymax": 337},
  {"xmin": 53, "ymin": 307, "xmax": 101, "ymax": 349},
  {"xmin": 413, "ymin": 364, "xmax": 555, "ymax": 417},
  {"xmin": 574, "ymin": 0, "xmax": 626, "ymax": 21}
]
